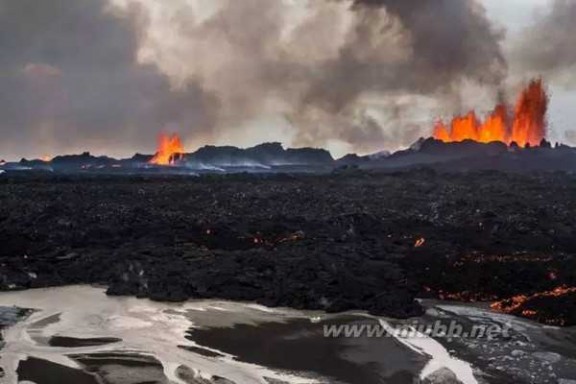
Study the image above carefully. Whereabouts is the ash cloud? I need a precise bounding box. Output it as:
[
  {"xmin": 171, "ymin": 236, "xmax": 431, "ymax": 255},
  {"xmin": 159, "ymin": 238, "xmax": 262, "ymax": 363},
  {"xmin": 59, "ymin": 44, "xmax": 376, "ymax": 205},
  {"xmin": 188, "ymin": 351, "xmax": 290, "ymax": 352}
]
[
  {"xmin": 295, "ymin": 0, "xmax": 508, "ymax": 151},
  {"xmin": 0, "ymin": 0, "xmax": 217, "ymax": 160},
  {"xmin": 119, "ymin": 0, "xmax": 507, "ymax": 154},
  {"xmin": 513, "ymin": 0, "xmax": 576, "ymax": 87},
  {"xmin": 0, "ymin": 0, "xmax": 507, "ymax": 159},
  {"xmin": 314, "ymin": 0, "xmax": 507, "ymax": 104}
]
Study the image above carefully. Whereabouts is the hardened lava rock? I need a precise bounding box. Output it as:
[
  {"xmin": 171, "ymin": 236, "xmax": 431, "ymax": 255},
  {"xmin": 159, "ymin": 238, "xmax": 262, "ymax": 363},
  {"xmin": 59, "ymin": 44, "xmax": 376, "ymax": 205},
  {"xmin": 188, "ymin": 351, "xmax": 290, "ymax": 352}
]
[{"xmin": 1, "ymin": 170, "xmax": 576, "ymax": 324}]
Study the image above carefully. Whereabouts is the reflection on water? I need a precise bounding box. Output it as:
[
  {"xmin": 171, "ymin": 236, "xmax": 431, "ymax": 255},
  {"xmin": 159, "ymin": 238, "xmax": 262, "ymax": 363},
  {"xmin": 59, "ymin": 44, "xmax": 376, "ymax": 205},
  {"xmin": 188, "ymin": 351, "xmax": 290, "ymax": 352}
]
[
  {"xmin": 187, "ymin": 317, "xmax": 426, "ymax": 384},
  {"xmin": 48, "ymin": 336, "xmax": 122, "ymax": 348},
  {"xmin": 3, "ymin": 286, "xmax": 575, "ymax": 384},
  {"xmin": 0, "ymin": 286, "xmax": 329, "ymax": 384},
  {"xmin": 17, "ymin": 357, "xmax": 99, "ymax": 384}
]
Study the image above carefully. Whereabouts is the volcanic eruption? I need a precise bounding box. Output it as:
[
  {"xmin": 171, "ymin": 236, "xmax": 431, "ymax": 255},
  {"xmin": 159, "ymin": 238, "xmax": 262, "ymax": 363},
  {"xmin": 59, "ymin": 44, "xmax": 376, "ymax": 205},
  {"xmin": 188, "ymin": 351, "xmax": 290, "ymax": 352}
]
[
  {"xmin": 149, "ymin": 133, "xmax": 185, "ymax": 166},
  {"xmin": 433, "ymin": 79, "xmax": 549, "ymax": 147}
]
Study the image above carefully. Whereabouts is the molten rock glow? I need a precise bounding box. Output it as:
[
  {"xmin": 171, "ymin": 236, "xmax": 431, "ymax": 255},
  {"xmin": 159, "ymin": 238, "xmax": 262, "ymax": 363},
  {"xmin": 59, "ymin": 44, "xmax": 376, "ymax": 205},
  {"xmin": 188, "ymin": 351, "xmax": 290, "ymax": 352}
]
[
  {"xmin": 149, "ymin": 133, "xmax": 185, "ymax": 166},
  {"xmin": 491, "ymin": 286, "xmax": 576, "ymax": 326},
  {"xmin": 433, "ymin": 80, "xmax": 549, "ymax": 147}
]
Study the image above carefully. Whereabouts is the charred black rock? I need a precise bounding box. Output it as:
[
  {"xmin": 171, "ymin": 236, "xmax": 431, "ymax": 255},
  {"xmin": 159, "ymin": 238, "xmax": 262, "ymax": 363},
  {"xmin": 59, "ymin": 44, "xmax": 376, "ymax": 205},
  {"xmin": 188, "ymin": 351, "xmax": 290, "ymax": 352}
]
[{"xmin": 1, "ymin": 171, "xmax": 576, "ymax": 324}]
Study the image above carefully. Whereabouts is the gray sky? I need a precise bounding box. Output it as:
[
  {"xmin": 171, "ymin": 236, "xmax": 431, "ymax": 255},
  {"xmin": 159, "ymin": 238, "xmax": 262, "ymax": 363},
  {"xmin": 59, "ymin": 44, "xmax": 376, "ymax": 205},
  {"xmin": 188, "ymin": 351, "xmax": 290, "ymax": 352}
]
[{"xmin": 481, "ymin": 0, "xmax": 547, "ymax": 32}]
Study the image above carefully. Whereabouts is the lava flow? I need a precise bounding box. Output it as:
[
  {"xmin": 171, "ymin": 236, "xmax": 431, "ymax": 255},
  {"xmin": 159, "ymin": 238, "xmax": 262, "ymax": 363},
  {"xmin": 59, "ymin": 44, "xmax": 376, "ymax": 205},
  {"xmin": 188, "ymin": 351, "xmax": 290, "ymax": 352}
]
[
  {"xmin": 433, "ymin": 79, "xmax": 548, "ymax": 147},
  {"xmin": 491, "ymin": 286, "xmax": 576, "ymax": 325},
  {"xmin": 149, "ymin": 133, "xmax": 185, "ymax": 166}
]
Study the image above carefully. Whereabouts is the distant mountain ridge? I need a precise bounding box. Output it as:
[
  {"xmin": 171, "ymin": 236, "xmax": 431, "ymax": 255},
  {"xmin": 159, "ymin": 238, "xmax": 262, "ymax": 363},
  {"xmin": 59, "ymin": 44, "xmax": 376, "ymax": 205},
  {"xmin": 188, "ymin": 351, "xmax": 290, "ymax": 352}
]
[
  {"xmin": 5, "ymin": 139, "xmax": 576, "ymax": 174},
  {"xmin": 13, "ymin": 142, "xmax": 334, "ymax": 172}
]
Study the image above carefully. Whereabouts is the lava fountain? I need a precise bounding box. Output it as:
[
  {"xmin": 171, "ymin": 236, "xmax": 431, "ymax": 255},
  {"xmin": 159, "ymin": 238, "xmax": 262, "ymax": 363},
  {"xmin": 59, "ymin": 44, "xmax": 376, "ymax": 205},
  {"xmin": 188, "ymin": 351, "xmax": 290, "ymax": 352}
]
[
  {"xmin": 149, "ymin": 133, "xmax": 185, "ymax": 166},
  {"xmin": 433, "ymin": 79, "xmax": 548, "ymax": 147}
]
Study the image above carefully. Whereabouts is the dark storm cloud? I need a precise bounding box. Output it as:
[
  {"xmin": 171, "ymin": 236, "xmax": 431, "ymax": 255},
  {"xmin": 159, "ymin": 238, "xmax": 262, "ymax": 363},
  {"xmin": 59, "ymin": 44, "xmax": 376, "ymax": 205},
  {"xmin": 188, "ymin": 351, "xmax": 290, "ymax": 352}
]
[
  {"xmin": 0, "ymin": 0, "xmax": 217, "ymax": 159},
  {"xmin": 513, "ymin": 0, "xmax": 576, "ymax": 87}
]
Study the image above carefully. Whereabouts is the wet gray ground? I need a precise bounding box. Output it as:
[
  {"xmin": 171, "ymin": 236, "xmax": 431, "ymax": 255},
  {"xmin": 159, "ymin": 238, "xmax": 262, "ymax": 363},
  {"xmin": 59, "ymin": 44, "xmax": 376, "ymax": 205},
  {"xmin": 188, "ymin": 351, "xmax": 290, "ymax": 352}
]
[
  {"xmin": 419, "ymin": 303, "xmax": 576, "ymax": 384},
  {"xmin": 1, "ymin": 286, "xmax": 576, "ymax": 384}
]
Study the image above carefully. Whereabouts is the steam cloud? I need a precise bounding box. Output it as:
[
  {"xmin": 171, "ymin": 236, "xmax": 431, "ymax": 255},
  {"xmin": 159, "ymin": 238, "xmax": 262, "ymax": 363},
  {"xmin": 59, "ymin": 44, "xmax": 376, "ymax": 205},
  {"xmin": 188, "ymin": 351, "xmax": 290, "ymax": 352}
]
[{"xmin": 0, "ymin": 0, "xmax": 511, "ymax": 159}]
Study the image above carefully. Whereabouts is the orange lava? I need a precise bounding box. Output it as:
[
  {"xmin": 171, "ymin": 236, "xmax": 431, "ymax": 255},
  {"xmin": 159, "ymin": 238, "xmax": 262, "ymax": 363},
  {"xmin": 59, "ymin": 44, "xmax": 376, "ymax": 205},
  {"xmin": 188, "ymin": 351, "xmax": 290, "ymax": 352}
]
[
  {"xmin": 491, "ymin": 285, "xmax": 576, "ymax": 322},
  {"xmin": 433, "ymin": 79, "xmax": 548, "ymax": 147},
  {"xmin": 149, "ymin": 133, "xmax": 185, "ymax": 166}
]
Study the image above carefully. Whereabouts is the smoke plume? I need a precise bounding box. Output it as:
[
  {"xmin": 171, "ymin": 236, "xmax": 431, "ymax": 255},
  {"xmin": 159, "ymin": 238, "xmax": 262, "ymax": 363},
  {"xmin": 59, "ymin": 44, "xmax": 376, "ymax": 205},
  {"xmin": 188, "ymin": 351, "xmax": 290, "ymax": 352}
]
[
  {"xmin": 112, "ymin": 0, "xmax": 507, "ymax": 154},
  {"xmin": 0, "ymin": 0, "xmax": 508, "ymax": 159},
  {"xmin": 513, "ymin": 0, "xmax": 576, "ymax": 88},
  {"xmin": 0, "ymin": 0, "xmax": 217, "ymax": 160}
]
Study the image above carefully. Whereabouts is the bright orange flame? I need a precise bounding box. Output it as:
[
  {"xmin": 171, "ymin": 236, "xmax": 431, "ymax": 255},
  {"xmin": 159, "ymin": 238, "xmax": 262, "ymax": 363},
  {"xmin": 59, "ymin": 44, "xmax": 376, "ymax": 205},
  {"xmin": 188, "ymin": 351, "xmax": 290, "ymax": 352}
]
[
  {"xmin": 479, "ymin": 105, "xmax": 509, "ymax": 144},
  {"xmin": 149, "ymin": 133, "xmax": 185, "ymax": 166},
  {"xmin": 510, "ymin": 79, "xmax": 548, "ymax": 147},
  {"xmin": 433, "ymin": 79, "xmax": 548, "ymax": 147},
  {"xmin": 451, "ymin": 112, "xmax": 480, "ymax": 142},
  {"xmin": 433, "ymin": 121, "xmax": 451, "ymax": 142}
]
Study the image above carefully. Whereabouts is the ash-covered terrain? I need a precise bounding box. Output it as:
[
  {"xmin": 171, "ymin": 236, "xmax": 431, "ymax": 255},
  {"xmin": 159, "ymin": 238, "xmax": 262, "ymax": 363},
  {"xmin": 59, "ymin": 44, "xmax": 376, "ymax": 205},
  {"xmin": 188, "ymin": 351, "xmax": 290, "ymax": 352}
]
[{"xmin": 1, "ymin": 169, "xmax": 576, "ymax": 326}]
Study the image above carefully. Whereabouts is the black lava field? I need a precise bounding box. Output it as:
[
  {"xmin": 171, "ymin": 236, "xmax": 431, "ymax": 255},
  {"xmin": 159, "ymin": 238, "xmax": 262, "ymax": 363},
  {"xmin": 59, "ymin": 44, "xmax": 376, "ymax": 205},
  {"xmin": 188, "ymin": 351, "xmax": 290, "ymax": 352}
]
[{"xmin": 1, "ymin": 170, "xmax": 575, "ymax": 325}]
